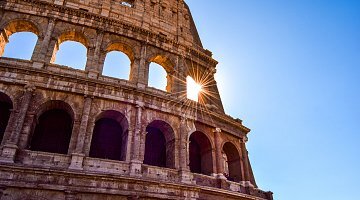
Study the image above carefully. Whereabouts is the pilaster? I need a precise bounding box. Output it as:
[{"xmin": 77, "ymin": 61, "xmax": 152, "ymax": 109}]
[
  {"xmin": 69, "ymin": 95, "xmax": 93, "ymax": 170},
  {"xmin": 0, "ymin": 84, "xmax": 35, "ymax": 163}
]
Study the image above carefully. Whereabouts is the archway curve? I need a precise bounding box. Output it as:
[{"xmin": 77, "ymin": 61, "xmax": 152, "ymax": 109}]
[
  {"xmin": 30, "ymin": 100, "xmax": 75, "ymax": 154},
  {"xmin": 0, "ymin": 91, "xmax": 13, "ymax": 143},
  {"xmin": 56, "ymin": 30, "xmax": 89, "ymax": 47},
  {"xmin": 0, "ymin": 19, "xmax": 40, "ymax": 57},
  {"xmin": 102, "ymin": 42, "xmax": 134, "ymax": 80},
  {"xmin": 105, "ymin": 42, "xmax": 135, "ymax": 62},
  {"xmin": 147, "ymin": 54, "xmax": 175, "ymax": 74},
  {"xmin": 51, "ymin": 30, "xmax": 89, "ymax": 68},
  {"xmin": 89, "ymin": 110, "xmax": 129, "ymax": 161},
  {"xmin": 1, "ymin": 19, "xmax": 40, "ymax": 37},
  {"xmin": 144, "ymin": 120, "xmax": 176, "ymax": 168},
  {"xmin": 222, "ymin": 141, "xmax": 242, "ymax": 182},
  {"xmin": 189, "ymin": 131, "xmax": 214, "ymax": 175}
]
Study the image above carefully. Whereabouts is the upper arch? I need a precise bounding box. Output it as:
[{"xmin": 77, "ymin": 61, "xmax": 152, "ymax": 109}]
[
  {"xmin": 1, "ymin": 19, "xmax": 40, "ymax": 37},
  {"xmin": 56, "ymin": 30, "xmax": 89, "ymax": 47}
]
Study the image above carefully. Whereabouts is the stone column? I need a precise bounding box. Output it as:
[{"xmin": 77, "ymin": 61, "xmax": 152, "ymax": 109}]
[
  {"xmin": 179, "ymin": 117, "xmax": 188, "ymax": 170},
  {"xmin": 87, "ymin": 31, "xmax": 104, "ymax": 79},
  {"xmin": 179, "ymin": 116, "xmax": 194, "ymax": 184},
  {"xmin": 240, "ymin": 136, "xmax": 253, "ymax": 187},
  {"xmin": 0, "ymin": 84, "xmax": 35, "ymax": 163},
  {"xmin": 172, "ymin": 56, "xmax": 186, "ymax": 95},
  {"xmin": 69, "ymin": 96, "xmax": 93, "ymax": 170},
  {"xmin": 130, "ymin": 103, "xmax": 144, "ymax": 176},
  {"xmin": 32, "ymin": 18, "xmax": 56, "ymax": 67},
  {"xmin": 214, "ymin": 128, "xmax": 226, "ymax": 179},
  {"xmin": 136, "ymin": 44, "xmax": 148, "ymax": 88},
  {"xmin": 129, "ymin": 57, "xmax": 140, "ymax": 83}
]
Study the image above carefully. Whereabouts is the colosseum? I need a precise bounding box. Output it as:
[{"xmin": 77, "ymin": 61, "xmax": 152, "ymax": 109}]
[{"xmin": 0, "ymin": 0, "xmax": 273, "ymax": 199}]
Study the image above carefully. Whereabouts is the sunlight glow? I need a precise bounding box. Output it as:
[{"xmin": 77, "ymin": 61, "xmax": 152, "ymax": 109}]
[{"xmin": 187, "ymin": 76, "xmax": 202, "ymax": 102}]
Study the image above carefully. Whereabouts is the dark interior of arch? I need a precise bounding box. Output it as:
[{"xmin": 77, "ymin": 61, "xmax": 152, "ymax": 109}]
[
  {"xmin": 189, "ymin": 131, "xmax": 213, "ymax": 175},
  {"xmin": 0, "ymin": 92, "xmax": 13, "ymax": 143},
  {"xmin": 30, "ymin": 109, "xmax": 73, "ymax": 154},
  {"xmin": 143, "ymin": 120, "xmax": 175, "ymax": 168},
  {"xmin": 89, "ymin": 110, "xmax": 128, "ymax": 161},
  {"xmin": 144, "ymin": 126, "xmax": 167, "ymax": 168},
  {"xmin": 223, "ymin": 142, "xmax": 242, "ymax": 182}
]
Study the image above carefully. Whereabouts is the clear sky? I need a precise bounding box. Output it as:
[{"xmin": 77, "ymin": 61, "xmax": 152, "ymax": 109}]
[
  {"xmin": 187, "ymin": 0, "xmax": 360, "ymax": 199},
  {"xmin": 2, "ymin": 1, "xmax": 360, "ymax": 199}
]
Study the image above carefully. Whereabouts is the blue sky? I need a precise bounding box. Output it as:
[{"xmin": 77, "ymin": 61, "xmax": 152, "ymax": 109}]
[
  {"xmin": 2, "ymin": 1, "xmax": 360, "ymax": 199},
  {"xmin": 187, "ymin": 0, "xmax": 360, "ymax": 199}
]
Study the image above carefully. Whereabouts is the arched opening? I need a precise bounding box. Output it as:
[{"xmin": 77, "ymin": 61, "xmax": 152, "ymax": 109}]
[
  {"xmin": 223, "ymin": 142, "xmax": 242, "ymax": 182},
  {"xmin": 148, "ymin": 55, "xmax": 174, "ymax": 92},
  {"xmin": 0, "ymin": 92, "xmax": 13, "ymax": 143},
  {"xmin": 0, "ymin": 20, "xmax": 39, "ymax": 58},
  {"xmin": 144, "ymin": 120, "xmax": 175, "ymax": 168},
  {"xmin": 89, "ymin": 110, "xmax": 129, "ymax": 161},
  {"xmin": 189, "ymin": 131, "xmax": 213, "ymax": 175},
  {"xmin": 148, "ymin": 62, "xmax": 168, "ymax": 91},
  {"xmin": 2, "ymin": 32, "xmax": 38, "ymax": 60},
  {"xmin": 51, "ymin": 31, "xmax": 88, "ymax": 70},
  {"xmin": 103, "ymin": 51, "xmax": 131, "ymax": 80},
  {"xmin": 186, "ymin": 76, "xmax": 202, "ymax": 102},
  {"xmin": 30, "ymin": 101, "xmax": 74, "ymax": 154}
]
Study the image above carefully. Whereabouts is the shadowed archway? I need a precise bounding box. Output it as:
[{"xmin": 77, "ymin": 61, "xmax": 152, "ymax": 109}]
[
  {"xmin": 89, "ymin": 110, "xmax": 129, "ymax": 161},
  {"xmin": 144, "ymin": 120, "xmax": 175, "ymax": 168},
  {"xmin": 223, "ymin": 142, "xmax": 242, "ymax": 182},
  {"xmin": 189, "ymin": 131, "xmax": 213, "ymax": 175},
  {"xmin": 0, "ymin": 92, "xmax": 13, "ymax": 143},
  {"xmin": 30, "ymin": 101, "xmax": 74, "ymax": 154}
]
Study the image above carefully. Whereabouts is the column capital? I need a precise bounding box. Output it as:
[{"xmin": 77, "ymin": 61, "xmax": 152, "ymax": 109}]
[
  {"xmin": 135, "ymin": 102, "xmax": 145, "ymax": 109},
  {"xmin": 213, "ymin": 127, "xmax": 222, "ymax": 133},
  {"xmin": 24, "ymin": 83, "xmax": 36, "ymax": 92}
]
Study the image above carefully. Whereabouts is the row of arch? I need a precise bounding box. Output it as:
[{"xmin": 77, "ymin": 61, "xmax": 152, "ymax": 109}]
[
  {"xmin": 0, "ymin": 19, "xmax": 202, "ymax": 101},
  {"xmin": 0, "ymin": 91, "xmax": 242, "ymax": 182}
]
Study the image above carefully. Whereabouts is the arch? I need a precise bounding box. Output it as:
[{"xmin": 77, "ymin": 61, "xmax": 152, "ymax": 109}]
[
  {"xmin": 147, "ymin": 55, "xmax": 174, "ymax": 92},
  {"xmin": 30, "ymin": 100, "xmax": 74, "ymax": 154},
  {"xmin": 0, "ymin": 92, "xmax": 13, "ymax": 143},
  {"xmin": 89, "ymin": 110, "xmax": 129, "ymax": 161},
  {"xmin": 51, "ymin": 31, "xmax": 88, "ymax": 69},
  {"xmin": 223, "ymin": 142, "xmax": 242, "ymax": 182},
  {"xmin": 0, "ymin": 19, "xmax": 40, "ymax": 57},
  {"xmin": 144, "ymin": 120, "xmax": 175, "ymax": 168},
  {"xmin": 106, "ymin": 43, "xmax": 135, "ymax": 61},
  {"xmin": 103, "ymin": 51, "xmax": 132, "ymax": 80},
  {"xmin": 148, "ymin": 62, "xmax": 168, "ymax": 91},
  {"xmin": 189, "ymin": 131, "xmax": 214, "ymax": 175}
]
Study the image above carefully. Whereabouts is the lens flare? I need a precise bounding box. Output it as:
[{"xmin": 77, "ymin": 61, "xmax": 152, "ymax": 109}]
[{"xmin": 187, "ymin": 76, "xmax": 202, "ymax": 102}]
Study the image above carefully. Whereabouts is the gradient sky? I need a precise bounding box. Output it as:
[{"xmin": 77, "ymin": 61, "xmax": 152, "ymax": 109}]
[
  {"xmin": 2, "ymin": 1, "xmax": 360, "ymax": 199},
  {"xmin": 186, "ymin": 1, "xmax": 360, "ymax": 199}
]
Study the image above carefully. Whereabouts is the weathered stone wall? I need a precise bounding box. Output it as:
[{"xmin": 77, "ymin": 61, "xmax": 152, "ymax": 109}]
[{"xmin": 0, "ymin": 0, "xmax": 272, "ymax": 199}]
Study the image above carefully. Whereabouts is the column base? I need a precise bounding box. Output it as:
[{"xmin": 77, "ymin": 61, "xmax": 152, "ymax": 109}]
[
  {"xmin": 32, "ymin": 61, "xmax": 45, "ymax": 69},
  {"xmin": 0, "ymin": 144, "xmax": 18, "ymax": 163},
  {"xmin": 129, "ymin": 160, "xmax": 142, "ymax": 177},
  {"xmin": 69, "ymin": 153, "xmax": 85, "ymax": 170},
  {"xmin": 87, "ymin": 70, "xmax": 99, "ymax": 79},
  {"xmin": 179, "ymin": 169, "xmax": 194, "ymax": 184}
]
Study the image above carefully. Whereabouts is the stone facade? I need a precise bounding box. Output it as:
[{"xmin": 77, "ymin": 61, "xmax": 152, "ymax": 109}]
[{"xmin": 0, "ymin": 0, "xmax": 272, "ymax": 199}]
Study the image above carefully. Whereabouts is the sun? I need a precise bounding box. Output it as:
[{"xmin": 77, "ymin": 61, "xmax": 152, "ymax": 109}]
[{"xmin": 186, "ymin": 76, "xmax": 203, "ymax": 102}]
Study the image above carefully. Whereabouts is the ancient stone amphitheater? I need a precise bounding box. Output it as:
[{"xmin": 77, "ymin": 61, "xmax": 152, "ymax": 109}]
[{"xmin": 0, "ymin": 0, "xmax": 273, "ymax": 199}]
